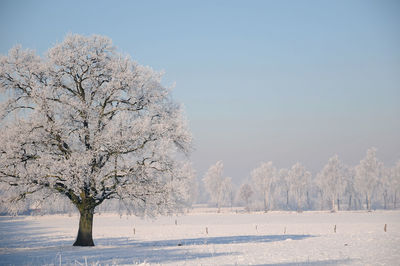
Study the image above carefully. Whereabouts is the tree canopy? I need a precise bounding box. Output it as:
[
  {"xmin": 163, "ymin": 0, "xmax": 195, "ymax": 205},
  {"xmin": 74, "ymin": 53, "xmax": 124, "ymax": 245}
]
[{"xmin": 0, "ymin": 34, "xmax": 193, "ymax": 245}]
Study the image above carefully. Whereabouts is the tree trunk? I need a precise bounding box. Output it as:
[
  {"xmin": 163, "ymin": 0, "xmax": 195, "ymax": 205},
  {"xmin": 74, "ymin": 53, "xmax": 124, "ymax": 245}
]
[
  {"xmin": 320, "ymin": 191, "xmax": 324, "ymax": 210},
  {"xmin": 348, "ymin": 194, "xmax": 352, "ymax": 210},
  {"xmin": 286, "ymin": 190, "xmax": 289, "ymax": 210},
  {"xmin": 367, "ymin": 194, "xmax": 371, "ymax": 211},
  {"xmin": 337, "ymin": 197, "xmax": 340, "ymax": 211},
  {"xmin": 263, "ymin": 192, "xmax": 268, "ymax": 212},
  {"xmin": 297, "ymin": 200, "xmax": 301, "ymax": 212},
  {"xmin": 73, "ymin": 206, "xmax": 95, "ymax": 246},
  {"xmin": 383, "ymin": 191, "xmax": 387, "ymax": 209}
]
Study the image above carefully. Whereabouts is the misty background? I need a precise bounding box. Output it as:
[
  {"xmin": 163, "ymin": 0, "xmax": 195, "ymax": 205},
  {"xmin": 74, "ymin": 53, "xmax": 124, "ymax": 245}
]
[{"xmin": 1, "ymin": 0, "xmax": 399, "ymax": 184}]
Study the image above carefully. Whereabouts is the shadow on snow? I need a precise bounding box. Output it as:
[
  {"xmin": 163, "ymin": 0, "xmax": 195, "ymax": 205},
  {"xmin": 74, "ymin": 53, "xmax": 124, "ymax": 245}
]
[
  {"xmin": 254, "ymin": 258, "xmax": 354, "ymax": 265},
  {"xmin": 95, "ymin": 234, "xmax": 313, "ymax": 248},
  {"xmin": 0, "ymin": 216, "xmax": 331, "ymax": 265}
]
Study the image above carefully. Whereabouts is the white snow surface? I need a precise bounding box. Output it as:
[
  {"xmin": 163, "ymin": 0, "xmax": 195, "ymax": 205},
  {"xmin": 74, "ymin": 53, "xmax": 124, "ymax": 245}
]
[{"xmin": 0, "ymin": 208, "xmax": 399, "ymax": 265}]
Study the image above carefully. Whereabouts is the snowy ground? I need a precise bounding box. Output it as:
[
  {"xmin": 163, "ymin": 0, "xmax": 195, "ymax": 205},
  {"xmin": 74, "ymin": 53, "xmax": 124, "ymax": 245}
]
[{"xmin": 0, "ymin": 209, "xmax": 399, "ymax": 265}]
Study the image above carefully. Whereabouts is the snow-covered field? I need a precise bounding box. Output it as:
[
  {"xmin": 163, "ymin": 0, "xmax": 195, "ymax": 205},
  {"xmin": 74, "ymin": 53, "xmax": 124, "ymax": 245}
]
[{"xmin": 0, "ymin": 209, "xmax": 399, "ymax": 265}]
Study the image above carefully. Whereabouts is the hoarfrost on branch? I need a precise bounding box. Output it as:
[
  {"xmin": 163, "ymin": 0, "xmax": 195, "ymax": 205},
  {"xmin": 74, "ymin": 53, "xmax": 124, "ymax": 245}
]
[{"xmin": 0, "ymin": 34, "xmax": 193, "ymax": 218}]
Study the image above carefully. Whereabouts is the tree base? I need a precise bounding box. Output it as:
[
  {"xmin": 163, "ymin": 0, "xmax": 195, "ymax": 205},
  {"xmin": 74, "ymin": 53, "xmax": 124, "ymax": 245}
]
[
  {"xmin": 74, "ymin": 206, "xmax": 95, "ymax": 246},
  {"xmin": 73, "ymin": 239, "xmax": 95, "ymax": 247}
]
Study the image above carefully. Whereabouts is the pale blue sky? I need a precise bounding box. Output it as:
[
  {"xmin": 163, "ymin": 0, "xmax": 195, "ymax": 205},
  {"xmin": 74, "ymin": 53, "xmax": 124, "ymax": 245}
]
[{"xmin": 1, "ymin": 0, "xmax": 399, "ymax": 183}]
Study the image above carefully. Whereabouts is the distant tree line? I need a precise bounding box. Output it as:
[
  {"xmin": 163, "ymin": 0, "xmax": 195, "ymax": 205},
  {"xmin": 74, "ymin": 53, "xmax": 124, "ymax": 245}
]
[
  {"xmin": 201, "ymin": 148, "xmax": 400, "ymax": 212},
  {"xmin": 2, "ymin": 147, "xmax": 398, "ymax": 215}
]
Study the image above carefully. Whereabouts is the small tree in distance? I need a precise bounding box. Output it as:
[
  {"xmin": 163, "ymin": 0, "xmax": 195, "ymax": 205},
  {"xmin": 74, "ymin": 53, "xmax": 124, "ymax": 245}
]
[
  {"xmin": 251, "ymin": 161, "xmax": 277, "ymax": 212},
  {"xmin": 0, "ymin": 34, "xmax": 193, "ymax": 246},
  {"xmin": 355, "ymin": 148, "xmax": 383, "ymax": 211},
  {"xmin": 203, "ymin": 161, "xmax": 223, "ymax": 211},
  {"xmin": 391, "ymin": 161, "xmax": 400, "ymax": 209},
  {"xmin": 289, "ymin": 163, "xmax": 311, "ymax": 212},
  {"xmin": 317, "ymin": 155, "xmax": 345, "ymax": 212},
  {"xmin": 202, "ymin": 161, "xmax": 233, "ymax": 212},
  {"xmin": 222, "ymin": 177, "xmax": 235, "ymax": 209},
  {"xmin": 239, "ymin": 183, "xmax": 253, "ymax": 212},
  {"xmin": 278, "ymin": 168, "xmax": 291, "ymax": 209}
]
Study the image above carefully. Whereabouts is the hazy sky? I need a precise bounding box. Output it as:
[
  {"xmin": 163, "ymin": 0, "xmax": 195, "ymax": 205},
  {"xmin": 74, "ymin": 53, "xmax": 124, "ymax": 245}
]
[{"xmin": 1, "ymin": 0, "xmax": 399, "ymax": 184}]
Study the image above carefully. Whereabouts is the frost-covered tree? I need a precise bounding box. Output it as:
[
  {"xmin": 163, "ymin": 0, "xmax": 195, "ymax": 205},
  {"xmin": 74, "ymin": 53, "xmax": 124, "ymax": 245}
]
[
  {"xmin": 316, "ymin": 155, "xmax": 345, "ymax": 212},
  {"xmin": 202, "ymin": 161, "xmax": 232, "ymax": 212},
  {"xmin": 288, "ymin": 162, "xmax": 311, "ymax": 212},
  {"xmin": 222, "ymin": 177, "xmax": 235, "ymax": 209},
  {"xmin": 250, "ymin": 161, "xmax": 276, "ymax": 212},
  {"xmin": 315, "ymin": 172, "xmax": 326, "ymax": 210},
  {"xmin": 202, "ymin": 161, "xmax": 223, "ymax": 210},
  {"xmin": 389, "ymin": 161, "xmax": 400, "ymax": 209},
  {"xmin": 177, "ymin": 162, "xmax": 198, "ymax": 210},
  {"xmin": 0, "ymin": 34, "xmax": 192, "ymax": 246},
  {"xmin": 182, "ymin": 163, "xmax": 198, "ymax": 204},
  {"xmin": 342, "ymin": 166, "xmax": 357, "ymax": 210},
  {"xmin": 277, "ymin": 168, "xmax": 291, "ymax": 209},
  {"xmin": 238, "ymin": 183, "xmax": 253, "ymax": 211},
  {"xmin": 355, "ymin": 148, "xmax": 383, "ymax": 211},
  {"xmin": 380, "ymin": 166, "xmax": 392, "ymax": 209}
]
